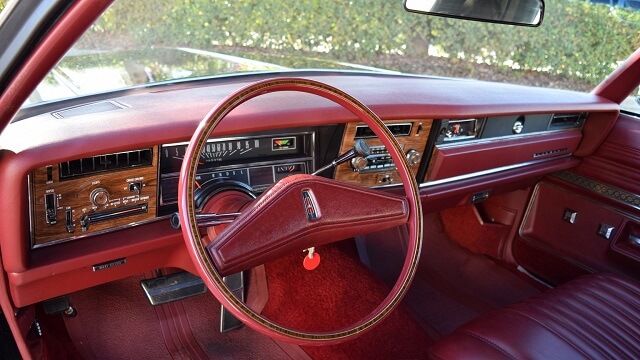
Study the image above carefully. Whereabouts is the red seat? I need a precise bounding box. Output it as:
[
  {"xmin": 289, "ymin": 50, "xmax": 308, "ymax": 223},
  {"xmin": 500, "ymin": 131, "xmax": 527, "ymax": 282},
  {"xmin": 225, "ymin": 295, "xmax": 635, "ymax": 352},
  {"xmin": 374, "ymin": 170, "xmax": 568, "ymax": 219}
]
[{"xmin": 429, "ymin": 273, "xmax": 640, "ymax": 359}]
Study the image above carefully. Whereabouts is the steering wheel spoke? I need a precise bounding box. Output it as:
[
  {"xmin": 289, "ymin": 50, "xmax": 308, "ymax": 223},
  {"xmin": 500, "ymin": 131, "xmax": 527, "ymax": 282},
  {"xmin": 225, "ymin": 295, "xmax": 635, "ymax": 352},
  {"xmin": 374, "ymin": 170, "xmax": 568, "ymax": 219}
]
[{"xmin": 207, "ymin": 174, "xmax": 409, "ymax": 276}]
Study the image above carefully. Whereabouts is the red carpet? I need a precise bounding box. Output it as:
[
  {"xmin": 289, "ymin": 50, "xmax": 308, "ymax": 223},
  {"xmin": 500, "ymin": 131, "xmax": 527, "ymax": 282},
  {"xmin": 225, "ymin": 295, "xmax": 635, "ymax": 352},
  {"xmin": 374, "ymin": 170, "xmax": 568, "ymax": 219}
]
[
  {"xmin": 37, "ymin": 240, "xmax": 432, "ymax": 359},
  {"xmin": 54, "ymin": 274, "xmax": 291, "ymax": 359},
  {"xmin": 37, "ymin": 307, "xmax": 83, "ymax": 360},
  {"xmin": 439, "ymin": 205, "xmax": 506, "ymax": 258},
  {"xmin": 262, "ymin": 241, "xmax": 434, "ymax": 359}
]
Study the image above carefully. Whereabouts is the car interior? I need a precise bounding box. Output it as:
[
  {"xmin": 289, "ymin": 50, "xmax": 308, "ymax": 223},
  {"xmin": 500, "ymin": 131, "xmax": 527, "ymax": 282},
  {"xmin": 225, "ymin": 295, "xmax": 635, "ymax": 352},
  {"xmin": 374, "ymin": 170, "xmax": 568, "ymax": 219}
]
[{"xmin": 2, "ymin": 0, "xmax": 640, "ymax": 359}]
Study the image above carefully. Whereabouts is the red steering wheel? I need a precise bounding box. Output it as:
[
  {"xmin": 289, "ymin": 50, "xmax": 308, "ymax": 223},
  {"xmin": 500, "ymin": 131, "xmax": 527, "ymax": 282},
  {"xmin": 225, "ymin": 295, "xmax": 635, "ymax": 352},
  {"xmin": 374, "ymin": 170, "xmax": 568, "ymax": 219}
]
[{"xmin": 178, "ymin": 78, "xmax": 422, "ymax": 345}]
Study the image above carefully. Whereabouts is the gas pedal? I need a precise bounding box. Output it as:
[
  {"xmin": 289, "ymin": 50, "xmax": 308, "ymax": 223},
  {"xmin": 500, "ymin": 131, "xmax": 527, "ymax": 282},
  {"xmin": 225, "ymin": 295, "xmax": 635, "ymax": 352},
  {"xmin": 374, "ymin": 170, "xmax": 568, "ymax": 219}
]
[{"xmin": 140, "ymin": 271, "xmax": 207, "ymax": 305}]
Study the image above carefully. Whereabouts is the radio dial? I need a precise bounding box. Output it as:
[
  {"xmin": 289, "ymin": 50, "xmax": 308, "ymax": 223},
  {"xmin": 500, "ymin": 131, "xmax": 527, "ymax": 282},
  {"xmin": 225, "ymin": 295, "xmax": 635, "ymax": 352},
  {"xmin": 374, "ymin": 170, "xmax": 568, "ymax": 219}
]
[
  {"xmin": 350, "ymin": 156, "xmax": 369, "ymax": 172},
  {"xmin": 90, "ymin": 188, "xmax": 110, "ymax": 207},
  {"xmin": 405, "ymin": 149, "xmax": 421, "ymax": 166}
]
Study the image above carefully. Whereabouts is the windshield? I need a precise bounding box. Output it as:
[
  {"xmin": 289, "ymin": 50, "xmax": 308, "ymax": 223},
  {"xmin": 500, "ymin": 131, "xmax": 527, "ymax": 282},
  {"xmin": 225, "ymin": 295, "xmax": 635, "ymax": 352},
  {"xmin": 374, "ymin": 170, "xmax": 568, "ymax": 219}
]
[{"xmin": 10, "ymin": 0, "xmax": 640, "ymax": 108}]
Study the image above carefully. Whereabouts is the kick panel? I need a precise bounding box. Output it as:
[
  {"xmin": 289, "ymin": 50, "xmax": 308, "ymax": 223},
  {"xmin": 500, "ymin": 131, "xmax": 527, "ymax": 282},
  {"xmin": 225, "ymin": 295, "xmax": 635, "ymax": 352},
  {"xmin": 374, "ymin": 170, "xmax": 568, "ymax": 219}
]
[{"xmin": 30, "ymin": 147, "xmax": 159, "ymax": 247}]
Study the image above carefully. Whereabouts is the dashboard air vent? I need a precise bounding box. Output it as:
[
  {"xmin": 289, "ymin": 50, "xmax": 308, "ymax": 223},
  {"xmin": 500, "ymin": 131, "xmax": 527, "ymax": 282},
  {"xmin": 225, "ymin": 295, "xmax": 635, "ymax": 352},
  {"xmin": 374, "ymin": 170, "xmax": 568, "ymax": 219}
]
[
  {"xmin": 355, "ymin": 123, "xmax": 412, "ymax": 138},
  {"xmin": 52, "ymin": 101, "xmax": 127, "ymax": 119},
  {"xmin": 549, "ymin": 113, "xmax": 585, "ymax": 129},
  {"xmin": 59, "ymin": 148, "xmax": 153, "ymax": 179}
]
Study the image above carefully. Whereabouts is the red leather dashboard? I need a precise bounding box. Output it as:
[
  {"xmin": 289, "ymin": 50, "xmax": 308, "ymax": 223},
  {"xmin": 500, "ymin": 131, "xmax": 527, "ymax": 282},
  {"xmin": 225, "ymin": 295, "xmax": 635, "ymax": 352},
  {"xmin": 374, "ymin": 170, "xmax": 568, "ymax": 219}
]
[{"xmin": 0, "ymin": 73, "xmax": 620, "ymax": 307}]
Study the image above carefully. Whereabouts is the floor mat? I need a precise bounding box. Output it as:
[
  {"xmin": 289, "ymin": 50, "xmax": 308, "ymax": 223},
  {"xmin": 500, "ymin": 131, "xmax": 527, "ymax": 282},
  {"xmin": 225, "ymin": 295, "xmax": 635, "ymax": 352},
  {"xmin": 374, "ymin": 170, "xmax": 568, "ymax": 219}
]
[{"xmin": 261, "ymin": 242, "xmax": 435, "ymax": 359}]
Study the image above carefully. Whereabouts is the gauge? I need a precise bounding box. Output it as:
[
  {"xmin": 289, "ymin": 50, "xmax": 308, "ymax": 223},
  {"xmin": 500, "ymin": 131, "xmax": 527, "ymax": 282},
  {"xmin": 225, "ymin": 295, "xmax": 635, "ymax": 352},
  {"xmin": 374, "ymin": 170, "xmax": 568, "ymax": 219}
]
[
  {"xmin": 200, "ymin": 138, "xmax": 262, "ymax": 164},
  {"xmin": 160, "ymin": 145, "xmax": 188, "ymax": 174},
  {"xmin": 272, "ymin": 137, "xmax": 296, "ymax": 151},
  {"xmin": 160, "ymin": 135, "xmax": 305, "ymax": 174},
  {"xmin": 195, "ymin": 168, "xmax": 250, "ymax": 185}
]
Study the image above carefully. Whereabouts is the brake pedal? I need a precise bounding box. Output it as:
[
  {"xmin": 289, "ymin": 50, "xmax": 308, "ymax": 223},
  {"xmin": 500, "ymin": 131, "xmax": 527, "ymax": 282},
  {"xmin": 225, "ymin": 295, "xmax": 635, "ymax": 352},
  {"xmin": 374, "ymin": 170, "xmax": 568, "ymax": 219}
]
[{"xmin": 140, "ymin": 271, "xmax": 207, "ymax": 305}]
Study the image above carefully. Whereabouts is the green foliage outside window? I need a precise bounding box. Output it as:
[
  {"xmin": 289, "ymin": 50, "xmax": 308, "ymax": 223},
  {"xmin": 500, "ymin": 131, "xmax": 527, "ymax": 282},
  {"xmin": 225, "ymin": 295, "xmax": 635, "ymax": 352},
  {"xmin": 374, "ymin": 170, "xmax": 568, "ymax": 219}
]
[{"xmin": 2, "ymin": 0, "xmax": 640, "ymax": 88}]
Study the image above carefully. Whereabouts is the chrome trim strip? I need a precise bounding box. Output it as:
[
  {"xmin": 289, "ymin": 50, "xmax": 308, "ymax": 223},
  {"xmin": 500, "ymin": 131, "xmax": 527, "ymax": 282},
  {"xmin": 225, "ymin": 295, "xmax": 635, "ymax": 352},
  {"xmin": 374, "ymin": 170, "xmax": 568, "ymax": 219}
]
[
  {"xmin": 435, "ymin": 127, "xmax": 581, "ymax": 150},
  {"xmin": 419, "ymin": 156, "xmax": 570, "ymax": 188},
  {"xmin": 31, "ymin": 216, "xmax": 165, "ymax": 249},
  {"xmin": 28, "ymin": 174, "xmax": 36, "ymax": 248},
  {"xmin": 516, "ymin": 265, "xmax": 553, "ymax": 288},
  {"xmin": 92, "ymin": 258, "xmax": 127, "ymax": 272},
  {"xmin": 550, "ymin": 171, "xmax": 640, "ymax": 211},
  {"xmin": 354, "ymin": 122, "xmax": 413, "ymax": 138}
]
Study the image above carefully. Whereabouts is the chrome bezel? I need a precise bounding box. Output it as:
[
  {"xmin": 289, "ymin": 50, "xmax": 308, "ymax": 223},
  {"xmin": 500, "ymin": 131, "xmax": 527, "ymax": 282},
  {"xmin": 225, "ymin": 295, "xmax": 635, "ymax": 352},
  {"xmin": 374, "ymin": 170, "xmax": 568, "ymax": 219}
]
[{"xmin": 354, "ymin": 122, "xmax": 413, "ymax": 138}]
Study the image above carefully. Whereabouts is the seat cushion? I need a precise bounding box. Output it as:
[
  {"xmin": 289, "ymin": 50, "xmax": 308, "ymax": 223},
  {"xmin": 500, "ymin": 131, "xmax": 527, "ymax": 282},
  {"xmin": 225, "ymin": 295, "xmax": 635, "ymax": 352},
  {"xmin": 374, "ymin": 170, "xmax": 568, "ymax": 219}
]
[{"xmin": 429, "ymin": 273, "xmax": 640, "ymax": 359}]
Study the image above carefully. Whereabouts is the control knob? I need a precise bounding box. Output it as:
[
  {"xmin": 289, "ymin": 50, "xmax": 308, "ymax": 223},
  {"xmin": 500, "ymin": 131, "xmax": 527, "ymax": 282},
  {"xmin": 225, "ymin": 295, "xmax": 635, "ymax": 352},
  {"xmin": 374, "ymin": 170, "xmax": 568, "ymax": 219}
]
[
  {"xmin": 90, "ymin": 188, "xmax": 110, "ymax": 207},
  {"xmin": 350, "ymin": 156, "xmax": 368, "ymax": 172},
  {"xmin": 405, "ymin": 149, "xmax": 421, "ymax": 166}
]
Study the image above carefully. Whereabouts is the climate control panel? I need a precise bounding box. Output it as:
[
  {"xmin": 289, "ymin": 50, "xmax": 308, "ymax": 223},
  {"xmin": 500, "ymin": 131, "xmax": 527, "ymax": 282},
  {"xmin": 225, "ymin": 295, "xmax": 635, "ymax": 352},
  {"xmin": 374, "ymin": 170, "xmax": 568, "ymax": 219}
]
[{"xmin": 30, "ymin": 147, "xmax": 159, "ymax": 247}]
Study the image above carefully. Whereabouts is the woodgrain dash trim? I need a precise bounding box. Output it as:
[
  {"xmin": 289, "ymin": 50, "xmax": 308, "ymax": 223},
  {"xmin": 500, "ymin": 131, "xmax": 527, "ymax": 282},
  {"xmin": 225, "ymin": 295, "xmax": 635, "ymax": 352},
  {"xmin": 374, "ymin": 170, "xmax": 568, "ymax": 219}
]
[
  {"xmin": 30, "ymin": 146, "xmax": 159, "ymax": 247},
  {"xmin": 333, "ymin": 120, "xmax": 432, "ymax": 187}
]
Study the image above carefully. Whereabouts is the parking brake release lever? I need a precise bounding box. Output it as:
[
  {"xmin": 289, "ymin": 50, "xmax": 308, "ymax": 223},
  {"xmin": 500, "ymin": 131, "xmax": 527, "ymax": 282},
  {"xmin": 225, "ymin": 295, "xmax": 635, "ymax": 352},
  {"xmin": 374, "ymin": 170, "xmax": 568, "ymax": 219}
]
[{"xmin": 312, "ymin": 139, "xmax": 371, "ymax": 176}]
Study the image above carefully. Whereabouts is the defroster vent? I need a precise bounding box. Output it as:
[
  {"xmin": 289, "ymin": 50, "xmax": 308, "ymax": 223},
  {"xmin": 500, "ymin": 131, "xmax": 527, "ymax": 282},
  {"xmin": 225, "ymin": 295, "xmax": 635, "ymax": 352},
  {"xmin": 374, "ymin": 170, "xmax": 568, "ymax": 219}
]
[{"xmin": 59, "ymin": 148, "xmax": 153, "ymax": 179}]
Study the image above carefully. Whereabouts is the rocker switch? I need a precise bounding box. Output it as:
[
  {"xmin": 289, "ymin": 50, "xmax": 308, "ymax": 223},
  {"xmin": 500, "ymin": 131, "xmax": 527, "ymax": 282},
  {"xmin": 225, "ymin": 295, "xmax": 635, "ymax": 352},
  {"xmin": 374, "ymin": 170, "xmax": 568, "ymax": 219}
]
[
  {"xmin": 597, "ymin": 223, "xmax": 615, "ymax": 240},
  {"xmin": 129, "ymin": 182, "xmax": 142, "ymax": 195},
  {"xmin": 45, "ymin": 193, "xmax": 57, "ymax": 225},
  {"xmin": 65, "ymin": 210, "xmax": 74, "ymax": 233},
  {"xmin": 563, "ymin": 208, "xmax": 578, "ymax": 224}
]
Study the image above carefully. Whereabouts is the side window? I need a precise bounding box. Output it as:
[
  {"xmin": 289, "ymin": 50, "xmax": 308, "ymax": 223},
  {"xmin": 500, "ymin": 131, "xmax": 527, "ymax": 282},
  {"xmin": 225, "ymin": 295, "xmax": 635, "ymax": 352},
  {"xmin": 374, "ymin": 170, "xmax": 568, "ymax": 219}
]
[{"xmin": 621, "ymin": 87, "xmax": 640, "ymax": 115}]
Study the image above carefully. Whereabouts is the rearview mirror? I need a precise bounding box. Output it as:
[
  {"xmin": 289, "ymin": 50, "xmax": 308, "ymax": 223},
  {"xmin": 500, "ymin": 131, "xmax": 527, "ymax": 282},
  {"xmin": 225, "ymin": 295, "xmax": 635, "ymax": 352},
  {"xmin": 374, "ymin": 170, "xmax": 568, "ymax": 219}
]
[{"xmin": 403, "ymin": 0, "xmax": 544, "ymax": 27}]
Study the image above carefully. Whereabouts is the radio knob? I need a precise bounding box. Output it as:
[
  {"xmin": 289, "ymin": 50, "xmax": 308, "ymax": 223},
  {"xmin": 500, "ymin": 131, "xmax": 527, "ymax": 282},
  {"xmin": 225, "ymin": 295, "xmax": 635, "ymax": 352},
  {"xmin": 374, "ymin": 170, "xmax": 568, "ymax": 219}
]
[
  {"xmin": 90, "ymin": 188, "xmax": 110, "ymax": 207},
  {"xmin": 405, "ymin": 149, "xmax": 421, "ymax": 166},
  {"xmin": 350, "ymin": 156, "xmax": 369, "ymax": 172}
]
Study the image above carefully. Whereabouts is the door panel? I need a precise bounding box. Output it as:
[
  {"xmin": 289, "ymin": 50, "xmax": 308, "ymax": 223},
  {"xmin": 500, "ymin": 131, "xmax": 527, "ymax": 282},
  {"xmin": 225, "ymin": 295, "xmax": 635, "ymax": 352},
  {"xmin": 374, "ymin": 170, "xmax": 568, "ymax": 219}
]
[
  {"xmin": 574, "ymin": 114, "xmax": 640, "ymax": 194},
  {"xmin": 514, "ymin": 114, "xmax": 640, "ymax": 285}
]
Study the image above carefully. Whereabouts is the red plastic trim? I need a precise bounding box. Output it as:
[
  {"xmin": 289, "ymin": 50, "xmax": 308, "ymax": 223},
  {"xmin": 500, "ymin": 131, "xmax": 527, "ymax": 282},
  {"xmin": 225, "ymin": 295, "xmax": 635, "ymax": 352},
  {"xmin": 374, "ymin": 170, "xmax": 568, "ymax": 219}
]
[
  {"xmin": 593, "ymin": 47, "xmax": 640, "ymax": 104},
  {"xmin": 428, "ymin": 131, "xmax": 582, "ymax": 181}
]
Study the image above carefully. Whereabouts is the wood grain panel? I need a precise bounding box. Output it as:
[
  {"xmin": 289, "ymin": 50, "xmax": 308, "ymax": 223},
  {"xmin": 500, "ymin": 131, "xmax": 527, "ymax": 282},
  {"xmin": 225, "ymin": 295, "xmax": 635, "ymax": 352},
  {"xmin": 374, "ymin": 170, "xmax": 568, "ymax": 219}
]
[
  {"xmin": 31, "ymin": 147, "xmax": 159, "ymax": 247},
  {"xmin": 333, "ymin": 120, "xmax": 432, "ymax": 187}
]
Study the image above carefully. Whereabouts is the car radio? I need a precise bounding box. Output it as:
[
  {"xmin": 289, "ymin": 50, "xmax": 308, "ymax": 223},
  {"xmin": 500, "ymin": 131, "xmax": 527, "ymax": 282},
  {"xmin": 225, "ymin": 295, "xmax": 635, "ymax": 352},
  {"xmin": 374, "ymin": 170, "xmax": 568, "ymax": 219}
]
[{"xmin": 333, "ymin": 120, "xmax": 433, "ymax": 187}]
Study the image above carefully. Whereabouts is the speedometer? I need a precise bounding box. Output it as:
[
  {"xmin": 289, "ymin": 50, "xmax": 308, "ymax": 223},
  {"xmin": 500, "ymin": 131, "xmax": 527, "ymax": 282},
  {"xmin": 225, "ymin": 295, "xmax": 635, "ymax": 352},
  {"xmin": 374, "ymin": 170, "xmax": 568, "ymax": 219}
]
[
  {"xmin": 200, "ymin": 139, "xmax": 262, "ymax": 164},
  {"xmin": 160, "ymin": 134, "xmax": 306, "ymax": 174}
]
